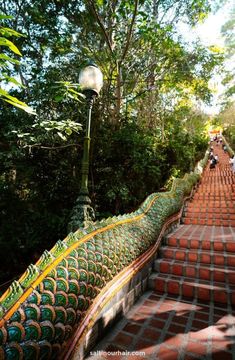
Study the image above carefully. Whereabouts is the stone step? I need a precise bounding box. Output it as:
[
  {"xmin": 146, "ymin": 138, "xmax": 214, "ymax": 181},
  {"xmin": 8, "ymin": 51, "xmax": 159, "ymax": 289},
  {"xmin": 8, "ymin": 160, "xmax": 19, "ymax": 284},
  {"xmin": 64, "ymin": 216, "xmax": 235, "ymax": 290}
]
[
  {"xmin": 148, "ymin": 273, "xmax": 235, "ymax": 304},
  {"xmin": 154, "ymin": 258, "xmax": 235, "ymax": 284},
  {"xmin": 160, "ymin": 246, "xmax": 235, "ymax": 266}
]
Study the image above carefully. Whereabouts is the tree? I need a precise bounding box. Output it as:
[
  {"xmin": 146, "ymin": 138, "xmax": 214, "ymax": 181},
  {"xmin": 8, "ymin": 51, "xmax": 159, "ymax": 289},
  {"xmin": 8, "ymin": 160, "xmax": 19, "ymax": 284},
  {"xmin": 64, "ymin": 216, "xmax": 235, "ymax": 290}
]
[{"xmin": 221, "ymin": 4, "xmax": 235, "ymax": 103}]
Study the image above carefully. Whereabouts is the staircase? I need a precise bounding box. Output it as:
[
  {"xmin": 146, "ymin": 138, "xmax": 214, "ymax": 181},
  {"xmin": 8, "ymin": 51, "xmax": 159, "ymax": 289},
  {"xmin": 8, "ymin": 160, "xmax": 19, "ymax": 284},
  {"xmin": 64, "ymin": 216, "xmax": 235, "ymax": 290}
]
[
  {"xmin": 149, "ymin": 143, "xmax": 235, "ymax": 304},
  {"xmin": 83, "ymin": 142, "xmax": 235, "ymax": 360},
  {"xmin": 85, "ymin": 143, "xmax": 235, "ymax": 360}
]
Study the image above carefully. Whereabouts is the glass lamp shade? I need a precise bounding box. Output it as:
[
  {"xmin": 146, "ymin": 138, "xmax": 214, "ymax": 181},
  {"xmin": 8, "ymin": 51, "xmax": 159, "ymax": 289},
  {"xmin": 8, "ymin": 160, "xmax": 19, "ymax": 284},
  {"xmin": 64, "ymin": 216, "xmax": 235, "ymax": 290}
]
[{"xmin": 79, "ymin": 65, "xmax": 103, "ymax": 95}]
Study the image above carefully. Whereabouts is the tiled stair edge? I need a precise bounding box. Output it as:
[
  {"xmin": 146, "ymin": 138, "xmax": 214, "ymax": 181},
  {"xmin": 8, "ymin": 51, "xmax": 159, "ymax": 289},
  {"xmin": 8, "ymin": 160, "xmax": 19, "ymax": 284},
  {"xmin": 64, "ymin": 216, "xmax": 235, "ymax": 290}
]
[
  {"xmin": 154, "ymin": 258, "xmax": 235, "ymax": 283},
  {"xmin": 149, "ymin": 272, "xmax": 235, "ymax": 304}
]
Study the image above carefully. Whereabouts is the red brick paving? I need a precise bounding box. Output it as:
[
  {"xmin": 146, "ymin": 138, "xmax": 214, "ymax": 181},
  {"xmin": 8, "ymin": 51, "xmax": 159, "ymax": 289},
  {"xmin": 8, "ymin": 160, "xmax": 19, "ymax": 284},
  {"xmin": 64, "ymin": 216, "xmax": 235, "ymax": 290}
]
[{"xmin": 86, "ymin": 142, "xmax": 235, "ymax": 359}]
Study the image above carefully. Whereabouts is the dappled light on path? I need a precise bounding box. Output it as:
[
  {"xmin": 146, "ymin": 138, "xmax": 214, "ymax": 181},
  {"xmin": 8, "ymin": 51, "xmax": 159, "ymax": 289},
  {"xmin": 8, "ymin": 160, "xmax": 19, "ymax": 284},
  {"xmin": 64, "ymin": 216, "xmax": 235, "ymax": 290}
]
[{"xmin": 86, "ymin": 292, "xmax": 235, "ymax": 359}]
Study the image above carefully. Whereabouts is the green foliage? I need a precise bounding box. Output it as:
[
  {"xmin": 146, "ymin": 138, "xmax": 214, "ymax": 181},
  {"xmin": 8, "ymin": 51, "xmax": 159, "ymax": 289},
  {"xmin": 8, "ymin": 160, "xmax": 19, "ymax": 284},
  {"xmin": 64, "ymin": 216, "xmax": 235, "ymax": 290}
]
[
  {"xmin": 53, "ymin": 81, "xmax": 84, "ymax": 103},
  {"xmin": 92, "ymin": 117, "xmax": 208, "ymax": 217},
  {"xmin": 220, "ymin": 5, "xmax": 235, "ymax": 102},
  {"xmin": 0, "ymin": 15, "xmax": 35, "ymax": 114},
  {"xmin": 12, "ymin": 118, "xmax": 82, "ymax": 145}
]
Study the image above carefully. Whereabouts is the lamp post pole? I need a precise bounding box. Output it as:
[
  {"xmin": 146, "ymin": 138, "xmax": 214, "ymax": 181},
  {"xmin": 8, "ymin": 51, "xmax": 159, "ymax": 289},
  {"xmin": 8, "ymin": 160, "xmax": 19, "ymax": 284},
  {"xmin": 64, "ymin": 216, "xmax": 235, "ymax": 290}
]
[
  {"xmin": 80, "ymin": 91, "xmax": 94, "ymax": 198},
  {"xmin": 68, "ymin": 64, "xmax": 103, "ymax": 232}
]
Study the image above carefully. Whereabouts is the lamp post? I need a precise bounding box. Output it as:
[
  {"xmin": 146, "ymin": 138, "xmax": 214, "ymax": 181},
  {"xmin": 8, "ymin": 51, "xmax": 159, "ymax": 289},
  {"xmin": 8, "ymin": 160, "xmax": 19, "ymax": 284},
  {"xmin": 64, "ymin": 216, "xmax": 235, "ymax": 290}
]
[{"xmin": 68, "ymin": 63, "xmax": 103, "ymax": 231}]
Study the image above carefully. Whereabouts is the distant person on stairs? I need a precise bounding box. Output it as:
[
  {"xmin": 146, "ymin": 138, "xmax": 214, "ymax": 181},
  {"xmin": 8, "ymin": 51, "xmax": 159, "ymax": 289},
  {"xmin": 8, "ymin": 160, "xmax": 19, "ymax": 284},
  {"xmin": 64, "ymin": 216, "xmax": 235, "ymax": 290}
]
[
  {"xmin": 209, "ymin": 156, "xmax": 216, "ymax": 169},
  {"xmin": 229, "ymin": 155, "xmax": 235, "ymax": 174}
]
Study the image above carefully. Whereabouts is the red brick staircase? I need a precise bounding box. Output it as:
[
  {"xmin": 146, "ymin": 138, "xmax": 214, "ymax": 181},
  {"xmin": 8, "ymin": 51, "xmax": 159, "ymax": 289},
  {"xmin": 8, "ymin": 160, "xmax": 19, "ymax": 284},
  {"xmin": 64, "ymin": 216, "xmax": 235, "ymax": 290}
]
[{"xmin": 149, "ymin": 143, "xmax": 235, "ymax": 305}]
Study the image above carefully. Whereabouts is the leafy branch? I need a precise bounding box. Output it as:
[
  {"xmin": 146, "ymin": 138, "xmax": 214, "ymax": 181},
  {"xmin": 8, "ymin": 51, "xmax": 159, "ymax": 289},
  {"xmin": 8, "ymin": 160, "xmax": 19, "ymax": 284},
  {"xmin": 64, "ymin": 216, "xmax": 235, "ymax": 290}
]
[{"xmin": 0, "ymin": 14, "xmax": 36, "ymax": 114}]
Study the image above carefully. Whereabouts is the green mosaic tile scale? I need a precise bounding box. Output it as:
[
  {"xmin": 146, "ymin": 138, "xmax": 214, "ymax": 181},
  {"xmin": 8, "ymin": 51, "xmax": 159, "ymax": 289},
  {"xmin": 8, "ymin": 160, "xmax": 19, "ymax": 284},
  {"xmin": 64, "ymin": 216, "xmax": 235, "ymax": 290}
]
[{"xmin": 0, "ymin": 152, "xmax": 209, "ymax": 359}]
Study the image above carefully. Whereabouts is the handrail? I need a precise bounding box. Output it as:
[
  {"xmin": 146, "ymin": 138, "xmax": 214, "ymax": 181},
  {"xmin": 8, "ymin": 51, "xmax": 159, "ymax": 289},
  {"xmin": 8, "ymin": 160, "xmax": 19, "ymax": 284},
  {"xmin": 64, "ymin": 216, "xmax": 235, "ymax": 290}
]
[{"xmin": 0, "ymin": 149, "xmax": 209, "ymax": 359}]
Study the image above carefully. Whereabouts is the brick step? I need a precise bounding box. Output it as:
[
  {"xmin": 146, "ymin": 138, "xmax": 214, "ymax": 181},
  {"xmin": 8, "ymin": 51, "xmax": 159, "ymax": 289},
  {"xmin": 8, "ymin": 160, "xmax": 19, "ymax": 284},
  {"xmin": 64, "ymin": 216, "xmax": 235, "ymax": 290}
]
[
  {"xmin": 196, "ymin": 187, "xmax": 235, "ymax": 192},
  {"xmin": 184, "ymin": 208, "xmax": 235, "ymax": 215},
  {"xmin": 185, "ymin": 206, "xmax": 235, "ymax": 214},
  {"xmin": 186, "ymin": 206, "xmax": 234, "ymax": 212},
  {"xmin": 148, "ymin": 273, "xmax": 235, "ymax": 304},
  {"xmin": 193, "ymin": 195, "xmax": 235, "ymax": 200},
  {"xmin": 182, "ymin": 218, "xmax": 235, "ymax": 226},
  {"xmin": 194, "ymin": 193, "xmax": 235, "ymax": 195},
  {"xmin": 194, "ymin": 189, "xmax": 235, "ymax": 193},
  {"xmin": 199, "ymin": 183, "xmax": 235, "ymax": 186},
  {"xmin": 200, "ymin": 182, "xmax": 235, "ymax": 185},
  {"xmin": 200, "ymin": 173, "xmax": 234, "ymax": 176},
  {"xmin": 189, "ymin": 200, "xmax": 231, "ymax": 205},
  {"xmin": 204, "ymin": 168, "xmax": 233, "ymax": 170},
  {"xmin": 187, "ymin": 201, "xmax": 234, "ymax": 206},
  {"xmin": 201, "ymin": 180, "xmax": 235, "ymax": 184},
  {"xmin": 194, "ymin": 193, "xmax": 235, "ymax": 197},
  {"xmin": 154, "ymin": 259, "xmax": 235, "ymax": 284},
  {"xmin": 197, "ymin": 186, "xmax": 235, "ymax": 190},
  {"xmin": 160, "ymin": 246, "xmax": 235, "ymax": 266},
  {"xmin": 205, "ymin": 171, "xmax": 234, "ymax": 175},
  {"xmin": 197, "ymin": 178, "xmax": 234, "ymax": 181},
  {"xmin": 193, "ymin": 198, "xmax": 235, "ymax": 202},
  {"xmin": 165, "ymin": 236, "xmax": 235, "ymax": 252},
  {"xmin": 195, "ymin": 194, "xmax": 235, "ymax": 198},
  {"xmin": 191, "ymin": 202, "xmax": 235, "ymax": 206},
  {"xmin": 197, "ymin": 185, "xmax": 235, "ymax": 187},
  {"xmin": 198, "ymin": 187, "xmax": 235, "ymax": 190},
  {"xmin": 183, "ymin": 212, "xmax": 235, "ymax": 220},
  {"xmin": 201, "ymin": 187, "xmax": 235, "ymax": 190},
  {"xmin": 202, "ymin": 175, "xmax": 234, "ymax": 177}
]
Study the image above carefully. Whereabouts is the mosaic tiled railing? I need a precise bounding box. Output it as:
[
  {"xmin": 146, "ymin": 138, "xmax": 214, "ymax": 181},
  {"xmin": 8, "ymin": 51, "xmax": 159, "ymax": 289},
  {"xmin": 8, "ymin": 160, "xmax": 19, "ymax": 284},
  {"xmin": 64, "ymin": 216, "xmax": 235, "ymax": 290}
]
[{"xmin": 0, "ymin": 151, "xmax": 209, "ymax": 360}]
